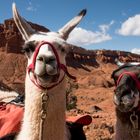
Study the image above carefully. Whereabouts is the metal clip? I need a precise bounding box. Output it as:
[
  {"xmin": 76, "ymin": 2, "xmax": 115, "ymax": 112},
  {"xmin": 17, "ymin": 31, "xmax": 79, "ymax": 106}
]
[
  {"xmin": 41, "ymin": 92, "xmax": 49, "ymax": 120},
  {"xmin": 130, "ymin": 111, "xmax": 139, "ymax": 137}
]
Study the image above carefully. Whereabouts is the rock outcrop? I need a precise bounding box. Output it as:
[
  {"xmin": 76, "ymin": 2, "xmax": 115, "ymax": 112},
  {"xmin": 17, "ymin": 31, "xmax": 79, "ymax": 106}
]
[
  {"xmin": 0, "ymin": 19, "xmax": 139, "ymax": 63},
  {"xmin": 0, "ymin": 19, "xmax": 140, "ymax": 140}
]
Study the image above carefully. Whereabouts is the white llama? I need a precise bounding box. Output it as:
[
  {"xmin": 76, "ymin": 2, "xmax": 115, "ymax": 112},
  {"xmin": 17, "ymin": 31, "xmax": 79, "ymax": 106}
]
[{"xmin": 12, "ymin": 3, "xmax": 86, "ymax": 140}]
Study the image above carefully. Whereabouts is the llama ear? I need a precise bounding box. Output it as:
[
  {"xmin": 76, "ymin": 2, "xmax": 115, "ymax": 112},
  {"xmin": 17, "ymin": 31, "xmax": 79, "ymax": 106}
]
[
  {"xmin": 12, "ymin": 3, "xmax": 35, "ymax": 41},
  {"xmin": 58, "ymin": 9, "xmax": 87, "ymax": 40}
]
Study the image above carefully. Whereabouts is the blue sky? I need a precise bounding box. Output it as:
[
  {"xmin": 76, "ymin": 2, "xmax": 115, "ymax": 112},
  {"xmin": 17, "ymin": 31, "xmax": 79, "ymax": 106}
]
[{"xmin": 0, "ymin": 0, "xmax": 140, "ymax": 54}]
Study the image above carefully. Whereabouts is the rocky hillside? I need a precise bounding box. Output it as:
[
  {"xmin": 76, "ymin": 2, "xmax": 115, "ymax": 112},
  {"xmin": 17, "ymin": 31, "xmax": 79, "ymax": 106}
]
[{"xmin": 0, "ymin": 19, "xmax": 140, "ymax": 140}]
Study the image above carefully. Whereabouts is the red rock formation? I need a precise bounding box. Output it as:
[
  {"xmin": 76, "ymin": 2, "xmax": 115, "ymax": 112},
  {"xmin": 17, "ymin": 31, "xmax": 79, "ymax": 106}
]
[
  {"xmin": 0, "ymin": 18, "xmax": 140, "ymax": 140},
  {"xmin": 0, "ymin": 18, "xmax": 139, "ymax": 63}
]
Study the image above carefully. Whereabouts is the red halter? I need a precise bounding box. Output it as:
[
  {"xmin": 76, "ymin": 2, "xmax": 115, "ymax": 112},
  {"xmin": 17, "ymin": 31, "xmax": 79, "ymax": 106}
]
[
  {"xmin": 27, "ymin": 41, "xmax": 76, "ymax": 90},
  {"xmin": 116, "ymin": 71, "xmax": 140, "ymax": 91}
]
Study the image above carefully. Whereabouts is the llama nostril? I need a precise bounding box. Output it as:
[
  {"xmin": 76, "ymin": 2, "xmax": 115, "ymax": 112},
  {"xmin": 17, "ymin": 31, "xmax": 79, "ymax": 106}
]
[
  {"xmin": 121, "ymin": 95, "xmax": 134, "ymax": 105},
  {"xmin": 37, "ymin": 56, "xmax": 44, "ymax": 62},
  {"xmin": 37, "ymin": 56, "xmax": 56, "ymax": 64}
]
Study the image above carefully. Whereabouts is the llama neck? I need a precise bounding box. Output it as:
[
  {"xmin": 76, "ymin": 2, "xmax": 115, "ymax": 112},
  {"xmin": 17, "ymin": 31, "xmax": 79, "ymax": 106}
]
[
  {"xmin": 115, "ymin": 108, "xmax": 140, "ymax": 140},
  {"xmin": 16, "ymin": 74, "xmax": 68, "ymax": 140},
  {"xmin": 43, "ymin": 83, "xmax": 68, "ymax": 140}
]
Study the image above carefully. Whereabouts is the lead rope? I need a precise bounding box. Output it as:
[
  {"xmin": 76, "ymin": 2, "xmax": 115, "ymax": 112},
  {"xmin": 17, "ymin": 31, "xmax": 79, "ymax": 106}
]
[{"xmin": 39, "ymin": 91, "xmax": 49, "ymax": 140}]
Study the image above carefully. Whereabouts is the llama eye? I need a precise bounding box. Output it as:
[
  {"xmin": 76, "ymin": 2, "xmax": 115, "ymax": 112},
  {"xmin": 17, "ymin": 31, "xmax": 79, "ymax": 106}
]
[
  {"xmin": 22, "ymin": 48, "xmax": 32, "ymax": 55},
  {"xmin": 22, "ymin": 46, "xmax": 35, "ymax": 59},
  {"xmin": 22, "ymin": 43, "xmax": 35, "ymax": 54},
  {"xmin": 22, "ymin": 48, "xmax": 30, "ymax": 53}
]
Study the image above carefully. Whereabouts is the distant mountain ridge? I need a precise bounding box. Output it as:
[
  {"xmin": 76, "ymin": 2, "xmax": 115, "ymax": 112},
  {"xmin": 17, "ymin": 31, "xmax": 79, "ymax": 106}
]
[{"xmin": 0, "ymin": 18, "xmax": 139, "ymax": 64}]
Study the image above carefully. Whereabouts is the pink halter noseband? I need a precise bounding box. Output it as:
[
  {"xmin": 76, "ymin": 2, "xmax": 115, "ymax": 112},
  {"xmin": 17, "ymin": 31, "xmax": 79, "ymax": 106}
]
[{"xmin": 27, "ymin": 41, "xmax": 76, "ymax": 90}]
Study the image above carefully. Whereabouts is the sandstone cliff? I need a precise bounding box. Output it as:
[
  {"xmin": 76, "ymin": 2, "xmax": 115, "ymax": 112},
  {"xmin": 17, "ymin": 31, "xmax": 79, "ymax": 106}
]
[{"xmin": 0, "ymin": 19, "xmax": 140, "ymax": 140}]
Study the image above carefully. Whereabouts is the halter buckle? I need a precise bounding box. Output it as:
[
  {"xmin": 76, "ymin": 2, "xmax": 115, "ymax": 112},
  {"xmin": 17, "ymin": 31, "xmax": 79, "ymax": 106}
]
[{"xmin": 130, "ymin": 111, "xmax": 140, "ymax": 137}]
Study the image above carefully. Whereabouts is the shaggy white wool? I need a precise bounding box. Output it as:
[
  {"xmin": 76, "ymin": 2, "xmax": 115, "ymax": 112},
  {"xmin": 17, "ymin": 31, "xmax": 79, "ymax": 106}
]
[{"xmin": 0, "ymin": 91, "xmax": 18, "ymax": 103}]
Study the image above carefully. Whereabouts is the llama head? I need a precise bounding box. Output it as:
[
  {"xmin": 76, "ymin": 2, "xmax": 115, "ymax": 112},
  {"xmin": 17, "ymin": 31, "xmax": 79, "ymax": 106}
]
[
  {"xmin": 112, "ymin": 63, "xmax": 140, "ymax": 112},
  {"xmin": 12, "ymin": 3, "xmax": 86, "ymax": 89}
]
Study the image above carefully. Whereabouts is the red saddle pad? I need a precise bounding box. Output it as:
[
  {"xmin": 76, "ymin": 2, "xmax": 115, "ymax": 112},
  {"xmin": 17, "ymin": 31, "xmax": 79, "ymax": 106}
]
[
  {"xmin": 0, "ymin": 103, "xmax": 23, "ymax": 138},
  {"xmin": 66, "ymin": 114, "xmax": 92, "ymax": 126}
]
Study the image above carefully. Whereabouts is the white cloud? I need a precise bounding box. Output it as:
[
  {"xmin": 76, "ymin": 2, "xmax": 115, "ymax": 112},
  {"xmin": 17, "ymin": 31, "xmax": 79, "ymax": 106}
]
[
  {"xmin": 118, "ymin": 14, "xmax": 140, "ymax": 36},
  {"xmin": 131, "ymin": 48, "xmax": 140, "ymax": 55},
  {"xmin": 27, "ymin": 2, "xmax": 36, "ymax": 11},
  {"xmin": 99, "ymin": 20, "xmax": 114, "ymax": 33},
  {"xmin": 67, "ymin": 21, "xmax": 114, "ymax": 46}
]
